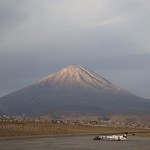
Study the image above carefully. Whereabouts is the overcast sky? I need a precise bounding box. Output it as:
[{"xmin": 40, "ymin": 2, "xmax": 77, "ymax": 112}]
[{"xmin": 0, "ymin": 0, "xmax": 150, "ymax": 99}]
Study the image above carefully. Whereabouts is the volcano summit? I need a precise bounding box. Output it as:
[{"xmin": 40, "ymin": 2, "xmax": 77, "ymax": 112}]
[{"xmin": 0, "ymin": 65, "xmax": 150, "ymax": 116}]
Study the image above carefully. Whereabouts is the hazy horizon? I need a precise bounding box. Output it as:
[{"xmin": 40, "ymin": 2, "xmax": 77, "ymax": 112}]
[{"xmin": 0, "ymin": 0, "xmax": 150, "ymax": 99}]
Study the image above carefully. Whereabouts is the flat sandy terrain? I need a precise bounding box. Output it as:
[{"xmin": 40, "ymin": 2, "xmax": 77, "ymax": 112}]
[{"xmin": 0, "ymin": 135, "xmax": 150, "ymax": 150}]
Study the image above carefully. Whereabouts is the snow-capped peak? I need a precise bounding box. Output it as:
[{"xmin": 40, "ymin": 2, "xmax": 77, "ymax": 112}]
[{"xmin": 36, "ymin": 65, "xmax": 122, "ymax": 92}]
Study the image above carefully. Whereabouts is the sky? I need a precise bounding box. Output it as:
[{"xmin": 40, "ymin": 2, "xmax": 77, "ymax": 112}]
[{"xmin": 0, "ymin": 0, "xmax": 150, "ymax": 99}]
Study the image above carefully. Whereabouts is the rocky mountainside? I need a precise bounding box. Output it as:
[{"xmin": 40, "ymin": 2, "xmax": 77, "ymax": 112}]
[
  {"xmin": 35, "ymin": 65, "xmax": 121, "ymax": 91},
  {"xmin": 0, "ymin": 65, "xmax": 150, "ymax": 116}
]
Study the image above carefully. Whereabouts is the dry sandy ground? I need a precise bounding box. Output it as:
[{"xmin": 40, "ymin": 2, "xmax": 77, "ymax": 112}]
[{"xmin": 0, "ymin": 135, "xmax": 150, "ymax": 150}]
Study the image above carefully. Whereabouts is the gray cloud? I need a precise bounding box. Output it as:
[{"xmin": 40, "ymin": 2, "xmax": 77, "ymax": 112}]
[
  {"xmin": 0, "ymin": 0, "xmax": 29, "ymax": 34},
  {"xmin": 0, "ymin": 0, "xmax": 150, "ymax": 98}
]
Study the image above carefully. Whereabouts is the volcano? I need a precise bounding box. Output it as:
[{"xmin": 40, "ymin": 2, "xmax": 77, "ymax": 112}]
[{"xmin": 0, "ymin": 65, "xmax": 150, "ymax": 116}]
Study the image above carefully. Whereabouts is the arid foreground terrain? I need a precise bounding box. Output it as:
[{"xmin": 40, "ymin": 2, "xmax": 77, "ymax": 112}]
[{"xmin": 0, "ymin": 122, "xmax": 150, "ymax": 138}]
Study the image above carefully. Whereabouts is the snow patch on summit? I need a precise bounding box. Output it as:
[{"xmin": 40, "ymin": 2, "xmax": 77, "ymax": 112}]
[{"xmin": 35, "ymin": 65, "xmax": 123, "ymax": 92}]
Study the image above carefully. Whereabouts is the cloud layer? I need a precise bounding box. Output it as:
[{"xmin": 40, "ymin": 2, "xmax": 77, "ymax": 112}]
[{"xmin": 0, "ymin": 0, "xmax": 150, "ymax": 98}]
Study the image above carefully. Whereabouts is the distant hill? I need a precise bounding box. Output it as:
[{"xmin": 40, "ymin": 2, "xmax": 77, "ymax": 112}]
[
  {"xmin": 0, "ymin": 110, "xmax": 5, "ymax": 116},
  {"xmin": 0, "ymin": 65, "xmax": 150, "ymax": 116}
]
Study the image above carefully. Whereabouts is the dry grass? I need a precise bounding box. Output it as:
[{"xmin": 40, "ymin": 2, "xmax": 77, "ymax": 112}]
[{"xmin": 0, "ymin": 122, "xmax": 150, "ymax": 137}]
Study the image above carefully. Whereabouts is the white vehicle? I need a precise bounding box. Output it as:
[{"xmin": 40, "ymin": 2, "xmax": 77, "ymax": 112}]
[{"xmin": 93, "ymin": 131, "xmax": 150, "ymax": 141}]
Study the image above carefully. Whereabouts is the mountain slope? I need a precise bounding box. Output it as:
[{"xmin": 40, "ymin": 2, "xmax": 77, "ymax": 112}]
[
  {"xmin": 35, "ymin": 65, "xmax": 121, "ymax": 91},
  {"xmin": 0, "ymin": 65, "xmax": 150, "ymax": 116},
  {"xmin": 0, "ymin": 110, "xmax": 5, "ymax": 115}
]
